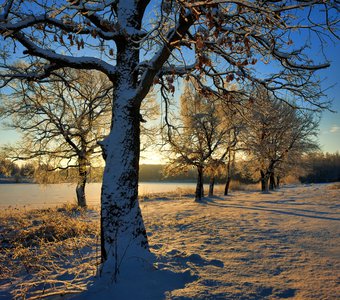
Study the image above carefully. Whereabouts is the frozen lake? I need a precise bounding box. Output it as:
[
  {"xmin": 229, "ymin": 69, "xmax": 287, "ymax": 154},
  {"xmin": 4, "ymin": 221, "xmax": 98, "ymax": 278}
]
[{"xmin": 0, "ymin": 182, "xmax": 218, "ymax": 208}]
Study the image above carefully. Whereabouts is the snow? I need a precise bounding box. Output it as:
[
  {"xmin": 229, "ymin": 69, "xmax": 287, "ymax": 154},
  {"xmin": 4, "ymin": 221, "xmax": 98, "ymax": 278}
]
[
  {"xmin": 1, "ymin": 183, "xmax": 339, "ymax": 299},
  {"xmin": 74, "ymin": 183, "xmax": 340, "ymax": 299}
]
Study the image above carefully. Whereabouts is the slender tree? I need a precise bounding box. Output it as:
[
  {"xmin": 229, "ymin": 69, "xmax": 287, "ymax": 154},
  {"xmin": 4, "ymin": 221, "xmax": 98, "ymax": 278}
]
[
  {"xmin": 219, "ymin": 100, "xmax": 244, "ymax": 196},
  {"xmin": 0, "ymin": 0, "xmax": 337, "ymax": 281},
  {"xmin": 164, "ymin": 82, "xmax": 230, "ymax": 201},
  {"xmin": 206, "ymin": 102, "xmax": 243, "ymax": 197}
]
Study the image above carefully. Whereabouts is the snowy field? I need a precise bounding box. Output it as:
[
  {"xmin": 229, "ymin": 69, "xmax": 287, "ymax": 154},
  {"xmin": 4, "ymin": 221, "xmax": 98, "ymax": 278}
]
[
  {"xmin": 1, "ymin": 183, "xmax": 339, "ymax": 299},
  {"xmin": 141, "ymin": 183, "xmax": 340, "ymax": 299}
]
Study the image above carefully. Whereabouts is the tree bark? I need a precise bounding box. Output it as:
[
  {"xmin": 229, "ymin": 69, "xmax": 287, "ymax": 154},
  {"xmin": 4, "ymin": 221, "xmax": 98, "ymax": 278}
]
[
  {"xmin": 276, "ymin": 176, "xmax": 281, "ymax": 189},
  {"xmin": 260, "ymin": 170, "xmax": 269, "ymax": 192},
  {"xmin": 76, "ymin": 157, "xmax": 87, "ymax": 208},
  {"xmin": 208, "ymin": 175, "xmax": 215, "ymax": 197},
  {"xmin": 260, "ymin": 170, "xmax": 266, "ymax": 192},
  {"xmin": 100, "ymin": 97, "xmax": 149, "ymax": 280},
  {"xmin": 195, "ymin": 166, "xmax": 204, "ymax": 201},
  {"xmin": 99, "ymin": 21, "xmax": 150, "ymax": 279},
  {"xmin": 269, "ymin": 172, "xmax": 276, "ymax": 191},
  {"xmin": 224, "ymin": 177, "xmax": 231, "ymax": 196},
  {"xmin": 224, "ymin": 150, "xmax": 233, "ymax": 196}
]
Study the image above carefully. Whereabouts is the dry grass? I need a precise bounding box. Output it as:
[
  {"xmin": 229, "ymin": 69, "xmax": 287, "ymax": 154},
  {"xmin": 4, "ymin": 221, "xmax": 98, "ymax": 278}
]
[
  {"xmin": 140, "ymin": 188, "xmax": 196, "ymax": 201},
  {"xmin": 282, "ymin": 174, "xmax": 301, "ymax": 184},
  {"xmin": 225, "ymin": 180, "xmax": 261, "ymax": 192},
  {"xmin": 327, "ymin": 182, "xmax": 340, "ymax": 190},
  {"xmin": 0, "ymin": 204, "xmax": 100, "ymax": 299},
  {"xmin": 140, "ymin": 182, "xmax": 262, "ymax": 200}
]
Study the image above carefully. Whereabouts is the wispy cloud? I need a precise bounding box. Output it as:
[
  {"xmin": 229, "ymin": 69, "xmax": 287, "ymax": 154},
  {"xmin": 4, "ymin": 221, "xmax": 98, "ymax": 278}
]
[{"xmin": 330, "ymin": 125, "xmax": 340, "ymax": 133}]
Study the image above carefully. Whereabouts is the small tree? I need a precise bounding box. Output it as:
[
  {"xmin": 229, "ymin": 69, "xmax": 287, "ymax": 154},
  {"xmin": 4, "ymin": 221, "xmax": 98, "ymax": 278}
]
[
  {"xmin": 165, "ymin": 82, "xmax": 230, "ymax": 201},
  {"xmin": 206, "ymin": 101, "xmax": 244, "ymax": 197},
  {"xmin": 219, "ymin": 100, "xmax": 244, "ymax": 196},
  {"xmin": 1, "ymin": 69, "xmax": 112, "ymax": 207},
  {"xmin": 243, "ymin": 88, "xmax": 319, "ymax": 192},
  {"xmin": 0, "ymin": 155, "xmax": 19, "ymax": 178},
  {"xmin": 223, "ymin": 147, "xmax": 237, "ymax": 196}
]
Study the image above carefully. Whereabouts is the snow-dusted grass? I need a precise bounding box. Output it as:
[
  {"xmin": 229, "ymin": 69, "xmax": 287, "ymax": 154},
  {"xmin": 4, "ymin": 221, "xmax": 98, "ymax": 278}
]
[
  {"xmin": 0, "ymin": 205, "xmax": 100, "ymax": 299},
  {"xmin": 1, "ymin": 183, "xmax": 339, "ymax": 299}
]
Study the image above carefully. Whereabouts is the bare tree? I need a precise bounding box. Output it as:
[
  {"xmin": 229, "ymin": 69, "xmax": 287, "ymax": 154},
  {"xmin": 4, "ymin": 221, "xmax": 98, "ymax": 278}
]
[
  {"xmin": 0, "ymin": 154, "xmax": 19, "ymax": 177},
  {"xmin": 219, "ymin": 99, "xmax": 245, "ymax": 196},
  {"xmin": 206, "ymin": 158, "xmax": 224, "ymax": 197},
  {"xmin": 223, "ymin": 144, "xmax": 237, "ymax": 196},
  {"xmin": 243, "ymin": 88, "xmax": 319, "ymax": 192},
  {"xmin": 205, "ymin": 102, "xmax": 244, "ymax": 197},
  {"xmin": 0, "ymin": 0, "xmax": 337, "ymax": 281},
  {"xmin": 164, "ymin": 82, "xmax": 231, "ymax": 201},
  {"xmin": 1, "ymin": 69, "xmax": 112, "ymax": 207}
]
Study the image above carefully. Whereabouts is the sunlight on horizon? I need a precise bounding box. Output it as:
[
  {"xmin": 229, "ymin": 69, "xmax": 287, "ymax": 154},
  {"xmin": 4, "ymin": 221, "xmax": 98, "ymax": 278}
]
[{"xmin": 140, "ymin": 149, "xmax": 166, "ymax": 165}]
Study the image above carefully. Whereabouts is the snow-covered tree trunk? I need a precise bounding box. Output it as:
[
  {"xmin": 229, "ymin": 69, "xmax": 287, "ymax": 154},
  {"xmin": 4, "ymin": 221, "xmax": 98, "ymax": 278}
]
[
  {"xmin": 99, "ymin": 28, "xmax": 149, "ymax": 279},
  {"xmin": 76, "ymin": 156, "xmax": 87, "ymax": 208},
  {"xmin": 100, "ymin": 94, "xmax": 149, "ymax": 280},
  {"xmin": 195, "ymin": 166, "xmax": 204, "ymax": 201}
]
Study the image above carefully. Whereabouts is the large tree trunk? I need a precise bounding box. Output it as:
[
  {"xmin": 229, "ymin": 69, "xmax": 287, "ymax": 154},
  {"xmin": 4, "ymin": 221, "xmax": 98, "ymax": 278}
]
[
  {"xmin": 99, "ymin": 19, "xmax": 149, "ymax": 279},
  {"xmin": 195, "ymin": 166, "xmax": 204, "ymax": 201},
  {"xmin": 100, "ymin": 97, "xmax": 149, "ymax": 281},
  {"xmin": 208, "ymin": 175, "xmax": 215, "ymax": 197},
  {"xmin": 76, "ymin": 157, "xmax": 87, "ymax": 208}
]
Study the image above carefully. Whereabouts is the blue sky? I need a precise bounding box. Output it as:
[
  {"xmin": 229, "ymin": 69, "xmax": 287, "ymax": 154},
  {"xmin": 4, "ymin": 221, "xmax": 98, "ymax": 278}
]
[
  {"xmin": 0, "ymin": 2, "xmax": 339, "ymax": 159},
  {"xmin": 316, "ymin": 40, "xmax": 340, "ymax": 153}
]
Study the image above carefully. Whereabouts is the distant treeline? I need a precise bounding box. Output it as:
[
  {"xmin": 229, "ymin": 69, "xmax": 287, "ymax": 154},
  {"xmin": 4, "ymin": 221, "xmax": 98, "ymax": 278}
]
[
  {"xmin": 0, "ymin": 159, "xmax": 35, "ymax": 183},
  {"xmin": 0, "ymin": 161, "xmax": 218, "ymax": 183},
  {"xmin": 299, "ymin": 152, "xmax": 340, "ymax": 183},
  {"xmin": 1, "ymin": 152, "xmax": 339, "ymax": 184}
]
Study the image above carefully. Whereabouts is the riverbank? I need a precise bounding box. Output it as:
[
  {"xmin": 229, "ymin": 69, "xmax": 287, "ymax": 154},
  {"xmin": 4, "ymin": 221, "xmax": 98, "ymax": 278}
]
[
  {"xmin": 1, "ymin": 183, "xmax": 339, "ymax": 299},
  {"xmin": 0, "ymin": 178, "xmax": 33, "ymax": 184}
]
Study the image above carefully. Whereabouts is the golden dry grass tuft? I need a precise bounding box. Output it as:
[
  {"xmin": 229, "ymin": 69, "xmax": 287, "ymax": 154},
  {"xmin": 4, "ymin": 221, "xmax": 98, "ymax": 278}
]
[
  {"xmin": 327, "ymin": 182, "xmax": 340, "ymax": 190},
  {"xmin": 282, "ymin": 174, "xmax": 301, "ymax": 184},
  {"xmin": 0, "ymin": 205, "xmax": 100, "ymax": 299}
]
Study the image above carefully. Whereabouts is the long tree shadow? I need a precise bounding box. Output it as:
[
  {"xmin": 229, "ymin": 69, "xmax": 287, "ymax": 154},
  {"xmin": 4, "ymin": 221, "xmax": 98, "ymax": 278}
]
[
  {"xmin": 69, "ymin": 253, "xmax": 198, "ymax": 300},
  {"xmin": 199, "ymin": 198, "xmax": 340, "ymax": 221}
]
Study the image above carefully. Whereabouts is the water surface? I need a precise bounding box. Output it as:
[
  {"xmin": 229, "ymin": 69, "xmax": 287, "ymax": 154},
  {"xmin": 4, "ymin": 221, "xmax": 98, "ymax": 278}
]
[{"xmin": 0, "ymin": 182, "xmax": 217, "ymax": 208}]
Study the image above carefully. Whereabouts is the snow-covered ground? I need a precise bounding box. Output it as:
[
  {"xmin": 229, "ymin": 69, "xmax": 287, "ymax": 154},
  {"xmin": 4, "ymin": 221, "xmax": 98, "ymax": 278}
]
[
  {"xmin": 1, "ymin": 183, "xmax": 339, "ymax": 299},
  {"xmin": 142, "ymin": 183, "xmax": 340, "ymax": 299}
]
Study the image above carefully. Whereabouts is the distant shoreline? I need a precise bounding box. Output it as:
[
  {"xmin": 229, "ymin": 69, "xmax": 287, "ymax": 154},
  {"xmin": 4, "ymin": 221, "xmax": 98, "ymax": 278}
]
[
  {"xmin": 0, "ymin": 178, "xmax": 33, "ymax": 184},
  {"xmin": 0, "ymin": 178, "xmax": 198, "ymax": 184}
]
